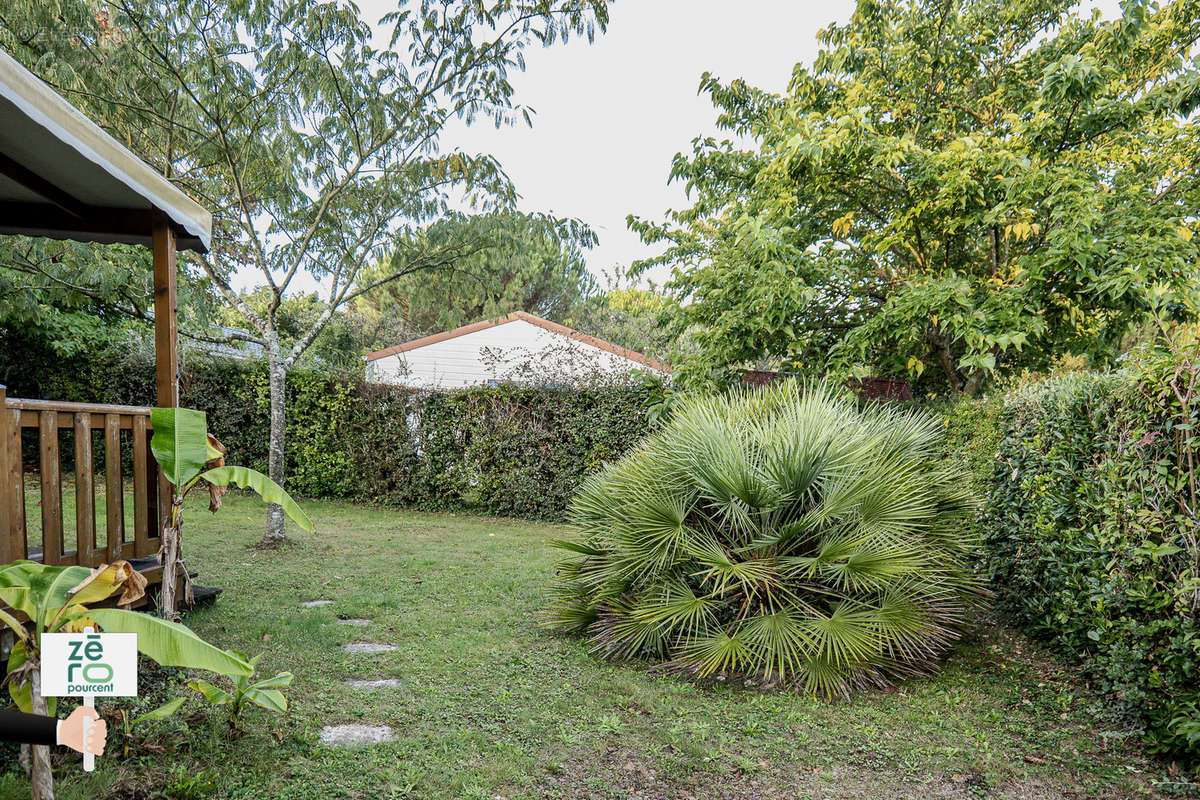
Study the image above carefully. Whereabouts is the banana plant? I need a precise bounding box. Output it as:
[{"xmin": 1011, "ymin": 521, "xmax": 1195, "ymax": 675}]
[
  {"xmin": 117, "ymin": 695, "xmax": 188, "ymax": 757},
  {"xmin": 187, "ymin": 650, "xmax": 293, "ymax": 728},
  {"xmin": 150, "ymin": 408, "xmax": 313, "ymax": 618},
  {"xmin": 0, "ymin": 560, "xmax": 252, "ymax": 800}
]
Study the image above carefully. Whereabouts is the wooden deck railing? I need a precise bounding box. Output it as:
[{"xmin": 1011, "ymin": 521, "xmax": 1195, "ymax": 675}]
[{"xmin": 0, "ymin": 384, "xmax": 167, "ymax": 571}]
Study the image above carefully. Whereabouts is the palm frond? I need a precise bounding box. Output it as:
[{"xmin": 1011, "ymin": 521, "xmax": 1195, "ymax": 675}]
[{"xmin": 543, "ymin": 378, "xmax": 982, "ymax": 697}]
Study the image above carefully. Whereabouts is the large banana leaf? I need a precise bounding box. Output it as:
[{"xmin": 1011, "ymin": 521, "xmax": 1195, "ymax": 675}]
[
  {"xmin": 150, "ymin": 407, "xmax": 212, "ymax": 488},
  {"xmin": 64, "ymin": 561, "xmax": 147, "ymax": 611},
  {"xmin": 0, "ymin": 562, "xmax": 93, "ymax": 629},
  {"xmin": 83, "ymin": 608, "xmax": 253, "ymax": 677},
  {"xmin": 200, "ymin": 466, "xmax": 314, "ymax": 534}
]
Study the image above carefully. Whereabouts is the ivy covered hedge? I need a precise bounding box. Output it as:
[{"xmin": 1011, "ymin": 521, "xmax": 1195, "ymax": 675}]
[
  {"xmin": 977, "ymin": 350, "xmax": 1200, "ymax": 764},
  {"xmin": 1, "ymin": 337, "xmax": 654, "ymax": 521}
]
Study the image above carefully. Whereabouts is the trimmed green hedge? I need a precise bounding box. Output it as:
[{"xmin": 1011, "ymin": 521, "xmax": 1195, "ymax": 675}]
[
  {"xmin": 0, "ymin": 338, "xmax": 654, "ymax": 521},
  {"xmin": 978, "ymin": 351, "xmax": 1200, "ymax": 763}
]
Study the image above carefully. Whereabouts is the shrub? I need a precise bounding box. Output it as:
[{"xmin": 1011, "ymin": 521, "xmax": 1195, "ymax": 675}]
[
  {"xmin": 983, "ymin": 347, "xmax": 1200, "ymax": 764},
  {"xmin": 543, "ymin": 380, "xmax": 981, "ymax": 697},
  {"xmin": 0, "ymin": 337, "xmax": 655, "ymax": 521}
]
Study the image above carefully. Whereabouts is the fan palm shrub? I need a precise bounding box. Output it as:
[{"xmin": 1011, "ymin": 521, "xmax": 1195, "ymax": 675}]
[{"xmin": 543, "ymin": 380, "xmax": 980, "ymax": 698}]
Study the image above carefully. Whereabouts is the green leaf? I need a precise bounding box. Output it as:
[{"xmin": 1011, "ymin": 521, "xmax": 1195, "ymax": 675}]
[
  {"xmin": 187, "ymin": 679, "xmax": 233, "ymax": 706},
  {"xmin": 243, "ymin": 687, "xmax": 288, "ymax": 713},
  {"xmin": 199, "ymin": 466, "xmax": 314, "ymax": 533},
  {"xmin": 6, "ymin": 640, "xmax": 31, "ymax": 713},
  {"xmin": 250, "ymin": 671, "xmax": 294, "ymax": 691},
  {"xmin": 84, "ymin": 608, "xmax": 253, "ymax": 677},
  {"xmin": 150, "ymin": 408, "xmax": 212, "ymax": 488},
  {"xmin": 5, "ymin": 642, "xmax": 56, "ymax": 716},
  {"xmin": 133, "ymin": 696, "xmax": 188, "ymax": 724},
  {"xmin": 0, "ymin": 561, "xmax": 94, "ymax": 630}
]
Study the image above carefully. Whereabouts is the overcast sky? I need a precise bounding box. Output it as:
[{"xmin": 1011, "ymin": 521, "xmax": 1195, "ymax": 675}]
[
  {"xmin": 237, "ymin": 1, "xmax": 858, "ymax": 294},
  {"xmin": 240, "ymin": 0, "xmax": 1122, "ymax": 295},
  {"xmin": 424, "ymin": 0, "xmax": 861, "ymax": 287}
]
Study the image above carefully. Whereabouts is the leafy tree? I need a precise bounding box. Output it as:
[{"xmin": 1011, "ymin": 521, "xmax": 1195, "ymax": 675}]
[
  {"xmin": 1, "ymin": 0, "xmax": 609, "ymax": 543},
  {"xmin": 633, "ymin": 0, "xmax": 1200, "ymax": 394},
  {"xmin": 213, "ymin": 289, "xmax": 376, "ymax": 376},
  {"xmin": 357, "ymin": 211, "xmax": 598, "ymax": 338},
  {"xmin": 563, "ymin": 283, "xmax": 683, "ymax": 362}
]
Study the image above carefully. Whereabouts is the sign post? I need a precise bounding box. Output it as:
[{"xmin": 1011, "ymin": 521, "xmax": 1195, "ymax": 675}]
[{"xmin": 41, "ymin": 629, "xmax": 137, "ymax": 771}]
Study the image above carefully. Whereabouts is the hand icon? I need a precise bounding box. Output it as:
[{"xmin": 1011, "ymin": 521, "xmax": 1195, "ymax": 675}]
[{"xmin": 59, "ymin": 706, "xmax": 106, "ymax": 756}]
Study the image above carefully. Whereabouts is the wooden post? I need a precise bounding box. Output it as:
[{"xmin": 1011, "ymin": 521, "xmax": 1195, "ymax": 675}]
[
  {"xmin": 152, "ymin": 214, "xmax": 178, "ymax": 544},
  {"xmin": 5, "ymin": 403, "xmax": 25, "ymax": 561},
  {"xmin": 0, "ymin": 384, "xmax": 8, "ymax": 564},
  {"xmin": 73, "ymin": 412, "xmax": 95, "ymax": 566},
  {"xmin": 104, "ymin": 414, "xmax": 123, "ymax": 562},
  {"xmin": 152, "ymin": 213, "xmax": 179, "ymax": 409},
  {"xmin": 38, "ymin": 411, "xmax": 62, "ymax": 566}
]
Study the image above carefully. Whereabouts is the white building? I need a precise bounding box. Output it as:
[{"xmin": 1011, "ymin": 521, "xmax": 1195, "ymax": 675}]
[{"xmin": 365, "ymin": 311, "xmax": 669, "ymax": 389}]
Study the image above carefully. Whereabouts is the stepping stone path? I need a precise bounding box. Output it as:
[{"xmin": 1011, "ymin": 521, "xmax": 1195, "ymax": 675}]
[
  {"xmin": 345, "ymin": 678, "xmax": 402, "ymax": 690},
  {"xmin": 300, "ymin": 603, "xmax": 402, "ymax": 745},
  {"xmin": 319, "ymin": 724, "xmax": 396, "ymax": 747},
  {"xmin": 343, "ymin": 642, "xmax": 398, "ymax": 654}
]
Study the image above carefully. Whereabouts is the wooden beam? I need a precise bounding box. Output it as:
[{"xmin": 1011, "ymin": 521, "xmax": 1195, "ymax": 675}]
[
  {"xmin": 0, "ymin": 201, "xmax": 207, "ymax": 253},
  {"xmin": 0, "ymin": 151, "xmax": 87, "ymax": 215},
  {"xmin": 152, "ymin": 213, "xmax": 179, "ymax": 409},
  {"xmin": 0, "ymin": 153, "xmax": 88, "ymax": 218}
]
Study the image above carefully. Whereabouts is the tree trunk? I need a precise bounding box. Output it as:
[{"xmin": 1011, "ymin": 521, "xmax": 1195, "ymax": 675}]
[
  {"xmin": 263, "ymin": 354, "xmax": 288, "ymax": 545},
  {"xmin": 30, "ymin": 665, "xmax": 55, "ymax": 800},
  {"xmin": 159, "ymin": 497, "xmax": 183, "ymax": 620},
  {"xmin": 925, "ymin": 325, "xmax": 963, "ymax": 394}
]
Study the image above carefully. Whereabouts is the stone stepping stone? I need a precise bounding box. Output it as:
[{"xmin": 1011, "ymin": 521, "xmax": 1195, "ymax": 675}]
[
  {"xmin": 345, "ymin": 679, "xmax": 402, "ymax": 690},
  {"xmin": 337, "ymin": 618, "xmax": 371, "ymax": 627},
  {"xmin": 319, "ymin": 724, "xmax": 396, "ymax": 746},
  {"xmin": 343, "ymin": 642, "xmax": 398, "ymax": 654},
  {"xmin": 300, "ymin": 599, "xmax": 334, "ymax": 608}
]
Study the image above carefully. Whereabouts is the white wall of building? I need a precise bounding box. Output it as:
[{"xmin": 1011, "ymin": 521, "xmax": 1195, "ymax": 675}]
[{"xmin": 367, "ymin": 318, "xmax": 662, "ymax": 389}]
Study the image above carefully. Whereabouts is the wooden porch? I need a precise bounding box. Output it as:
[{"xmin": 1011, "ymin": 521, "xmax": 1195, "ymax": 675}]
[{"xmin": 0, "ymin": 47, "xmax": 212, "ymax": 590}]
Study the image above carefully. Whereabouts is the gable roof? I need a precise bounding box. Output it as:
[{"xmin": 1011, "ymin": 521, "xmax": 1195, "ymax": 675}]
[
  {"xmin": 364, "ymin": 310, "xmax": 670, "ymax": 373},
  {"xmin": 0, "ymin": 48, "xmax": 211, "ymax": 252}
]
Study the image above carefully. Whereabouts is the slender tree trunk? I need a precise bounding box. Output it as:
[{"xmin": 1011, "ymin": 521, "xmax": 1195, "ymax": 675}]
[
  {"xmin": 263, "ymin": 350, "xmax": 288, "ymax": 545},
  {"xmin": 159, "ymin": 497, "xmax": 183, "ymax": 619},
  {"xmin": 925, "ymin": 325, "xmax": 963, "ymax": 394},
  {"xmin": 30, "ymin": 665, "xmax": 54, "ymax": 800}
]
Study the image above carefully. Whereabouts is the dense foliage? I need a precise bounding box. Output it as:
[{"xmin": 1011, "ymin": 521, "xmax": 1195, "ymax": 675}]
[
  {"xmin": 632, "ymin": 0, "xmax": 1200, "ymax": 393},
  {"xmin": 980, "ymin": 345, "xmax": 1200, "ymax": 763},
  {"xmin": 2, "ymin": 0, "xmax": 610, "ymax": 542},
  {"xmin": 358, "ymin": 212, "xmax": 599, "ymax": 337},
  {"xmin": 544, "ymin": 380, "xmax": 980, "ymax": 697},
  {"xmin": 1, "ymin": 343, "xmax": 653, "ymax": 523}
]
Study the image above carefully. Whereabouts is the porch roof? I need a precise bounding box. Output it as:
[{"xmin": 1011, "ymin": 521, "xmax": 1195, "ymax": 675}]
[{"xmin": 0, "ymin": 48, "xmax": 211, "ymax": 253}]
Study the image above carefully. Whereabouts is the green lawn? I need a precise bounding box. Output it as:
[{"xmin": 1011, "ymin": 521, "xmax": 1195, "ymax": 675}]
[{"xmin": 1, "ymin": 493, "xmax": 1171, "ymax": 799}]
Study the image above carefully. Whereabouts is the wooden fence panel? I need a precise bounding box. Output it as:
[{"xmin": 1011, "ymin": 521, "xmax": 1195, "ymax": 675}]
[{"xmin": 1, "ymin": 397, "xmax": 160, "ymax": 583}]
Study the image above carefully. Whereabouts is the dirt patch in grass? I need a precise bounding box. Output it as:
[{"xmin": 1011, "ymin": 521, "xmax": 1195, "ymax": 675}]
[{"xmin": 538, "ymin": 746, "xmax": 1154, "ymax": 800}]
